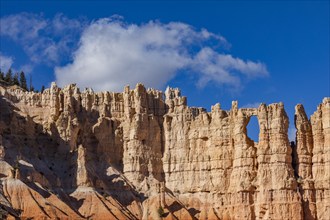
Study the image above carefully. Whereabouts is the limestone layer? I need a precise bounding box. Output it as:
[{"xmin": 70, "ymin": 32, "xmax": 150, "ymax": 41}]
[{"xmin": 0, "ymin": 83, "xmax": 329, "ymax": 220}]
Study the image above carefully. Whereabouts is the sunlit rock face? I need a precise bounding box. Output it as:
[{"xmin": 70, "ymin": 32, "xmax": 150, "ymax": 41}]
[{"xmin": 0, "ymin": 83, "xmax": 328, "ymax": 220}]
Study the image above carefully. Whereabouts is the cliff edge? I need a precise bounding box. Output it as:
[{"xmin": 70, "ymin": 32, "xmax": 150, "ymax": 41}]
[{"xmin": 0, "ymin": 83, "xmax": 329, "ymax": 219}]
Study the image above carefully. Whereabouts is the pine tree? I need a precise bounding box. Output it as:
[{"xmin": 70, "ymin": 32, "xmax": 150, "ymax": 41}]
[
  {"xmin": 19, "ymin": 71, "xmax": 28, "ymax": 90},
  {"xmin": 5, "ymin": 68, "xmax": 13, "ymax": 84},
  {"xmin": 29, "ymin": 75, "xmax": 32, "ymax": 92},
  {"xmin": 41, "ymin": 85, "xmax": 45, "ymax": 93},
  {"xmin": 0, "ymin": 69, "xmax": 4, "ymax": 81},
  {"xmin": 13, "ymin": 72, "xmax": 19, "ymax": 86}
]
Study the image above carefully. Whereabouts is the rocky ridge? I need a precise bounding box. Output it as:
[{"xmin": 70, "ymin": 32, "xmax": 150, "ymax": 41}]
[{"xmin": 0, "ymin": 83, "xmax": 329, "ymax": 219}]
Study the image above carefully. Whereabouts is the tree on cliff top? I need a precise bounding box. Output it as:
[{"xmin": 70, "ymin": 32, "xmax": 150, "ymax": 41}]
[
  {"xmin": 0, "ymin": 70, "xmax": 4, "ymax": 81},
  {"xmin": 13, "ymin": 72, "xmax": 19, "ymax": 86},
  {"xmin": 4, "ymin": 68, "xmax": 13, "ymax": 84},
  {"xmin": 19, "ymin": 71, "xmax": 28, "ymax": 90}
]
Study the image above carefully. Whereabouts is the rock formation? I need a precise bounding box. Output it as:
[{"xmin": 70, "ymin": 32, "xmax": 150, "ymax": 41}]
[{"xmin": 0, "ymin": 83, "xmax": 329, "ymax": 220}]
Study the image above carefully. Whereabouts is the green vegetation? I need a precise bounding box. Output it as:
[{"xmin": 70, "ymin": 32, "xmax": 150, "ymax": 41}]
[
  {"xmin": 13, "ymin": 72, "xmax": 19, "ymax": 86},
  {"xmin": 0, "ymin": 68, "xmax": 42, "ymax": 92},
  {"xmin": 19, "ymin": 71, "xmax": 28, "ymax": 90},
  {"xmin": 4, "ymin": 68, "xmax": 13, "ymax": 84},
  {"xmin": 297, "ymin": 176, "xmax": 303, "ymax": 184},
  {"xmin": 157, "ymin": 206, "xmax": 165, "ymax": 218}
]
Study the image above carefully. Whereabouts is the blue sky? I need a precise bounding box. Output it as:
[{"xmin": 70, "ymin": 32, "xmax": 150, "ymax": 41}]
[{"xmin": 0, "ymin": 0, "xmax": 329, "ymax": 141}]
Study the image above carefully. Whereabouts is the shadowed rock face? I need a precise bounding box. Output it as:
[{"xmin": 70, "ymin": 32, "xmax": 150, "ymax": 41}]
[{"xmin": 0, "ymin": 83, "xmax": 329, "ymax": 220}]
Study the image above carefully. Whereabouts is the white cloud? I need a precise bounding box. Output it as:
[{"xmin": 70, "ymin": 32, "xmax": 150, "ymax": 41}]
[
  {"xmin": 1, "ymin": 13, "xmax": 268, "ymax": 91},
  {"xmin": 55, "ymin": 17, "xmax": 268, "ymax": 92},
  {"xmin": 0, "ymin": 53, "xmax": 13, "ymax": 71},
  {"xmin": 0, "ymin": 13, "xmax": 47, "ymax": 41},
  {"xmin": 241, "ymin": 102, "xmax": 262, "ymax": 108},
  {"xmin": 0, "ymin": 13, "xmax": 85, "ymax": 65},
  {"xmin": 193, "ymin": 48, "xmax": 268, "ymax": 89},
  {"xmin": 19, "ymin": 64, "xmax": 33, "ymax": 75}
]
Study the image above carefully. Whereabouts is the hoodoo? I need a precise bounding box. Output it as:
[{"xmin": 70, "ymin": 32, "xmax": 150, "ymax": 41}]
[{"xmin": 0, "ymin": 83, "xmax": 329, "ymax": 219}]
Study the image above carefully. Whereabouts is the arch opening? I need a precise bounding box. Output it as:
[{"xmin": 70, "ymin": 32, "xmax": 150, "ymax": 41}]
[{"xmin": 246, "ymin": 116, "xmax": 259, "ymax": 142}]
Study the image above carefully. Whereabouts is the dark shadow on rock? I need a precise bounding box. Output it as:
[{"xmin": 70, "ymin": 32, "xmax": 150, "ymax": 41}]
[
  {"xmin": 0, "ymin": 90, "xmax": 151, "ymax": 219},
  {"xmin": 25, "ymin": 181, "xmax": 51, "ymax": 198},
  {"xmin": 188, "ymin": 207, "xmax": 201, "ymax": 219},
  {"xmin": 94, "ymin": 186, "xmax": 141, "ymax": 220},
  {"xmin": 168, "ymin": 201, "xmax": 182, "ymax": 213},
  {"xmin": 0, "ymin": 96, "xmax": 85, "ymax": 216},
  {"xmin": 0, "ymin": 203, "xmax": 20, "ymax": 219}
]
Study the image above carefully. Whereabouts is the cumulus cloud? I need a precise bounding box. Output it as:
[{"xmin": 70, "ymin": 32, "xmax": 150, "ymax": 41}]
[
  {"xmin": 0, "ymin": 53, "xmax": 13, "ymax": 70},
  {"xmin": 55, "ymin": 17, "xmax": 268, "ymax": 91},
  {"xmin": 0, "ymin": 13, "xmax": 86, "ymax": 65},
  {"xmin": 192, "ymin": 48, "xmax": 268, "ymax": 88},
  {"xmin": 1, "ymin": 13, "xmax": 268, "ymax": 91}
]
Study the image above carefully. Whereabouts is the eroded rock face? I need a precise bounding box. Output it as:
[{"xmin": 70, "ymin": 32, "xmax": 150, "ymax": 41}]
[
  {"xmin": 0, "ymin": 83, "xmax": 328, "ymax": 220},
  {"xmin": 310, "ymin": 98, "xmax": 330, "ymax": 220}
]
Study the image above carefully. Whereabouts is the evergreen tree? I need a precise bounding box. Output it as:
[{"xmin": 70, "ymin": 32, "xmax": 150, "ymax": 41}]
[
  {"xmin": 13, "ymin": 72, "xmax": 19, "ymax": 86},
  {"xmin": 19, "ymin": 71, "xmax": 28, "ymax": 90},
  {"xmin": 0, "ymin": 69, "xmax": 4, "ymax": 81},
  {"xmin": 5, "ymin": 68, "xmax": 13, "ymax": 84},
  {"xmin": 29, "ymin": 75, "xmax": 33, "ymax": 92},
  {"xmin": 41, "ymin": 85, "xmax": 45, "ymax": 93}
]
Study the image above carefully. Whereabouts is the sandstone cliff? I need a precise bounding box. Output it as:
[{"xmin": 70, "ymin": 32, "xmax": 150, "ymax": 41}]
[{"xmin": 0, "ymin": 83, "xmax": 329, "ymax": 220}]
